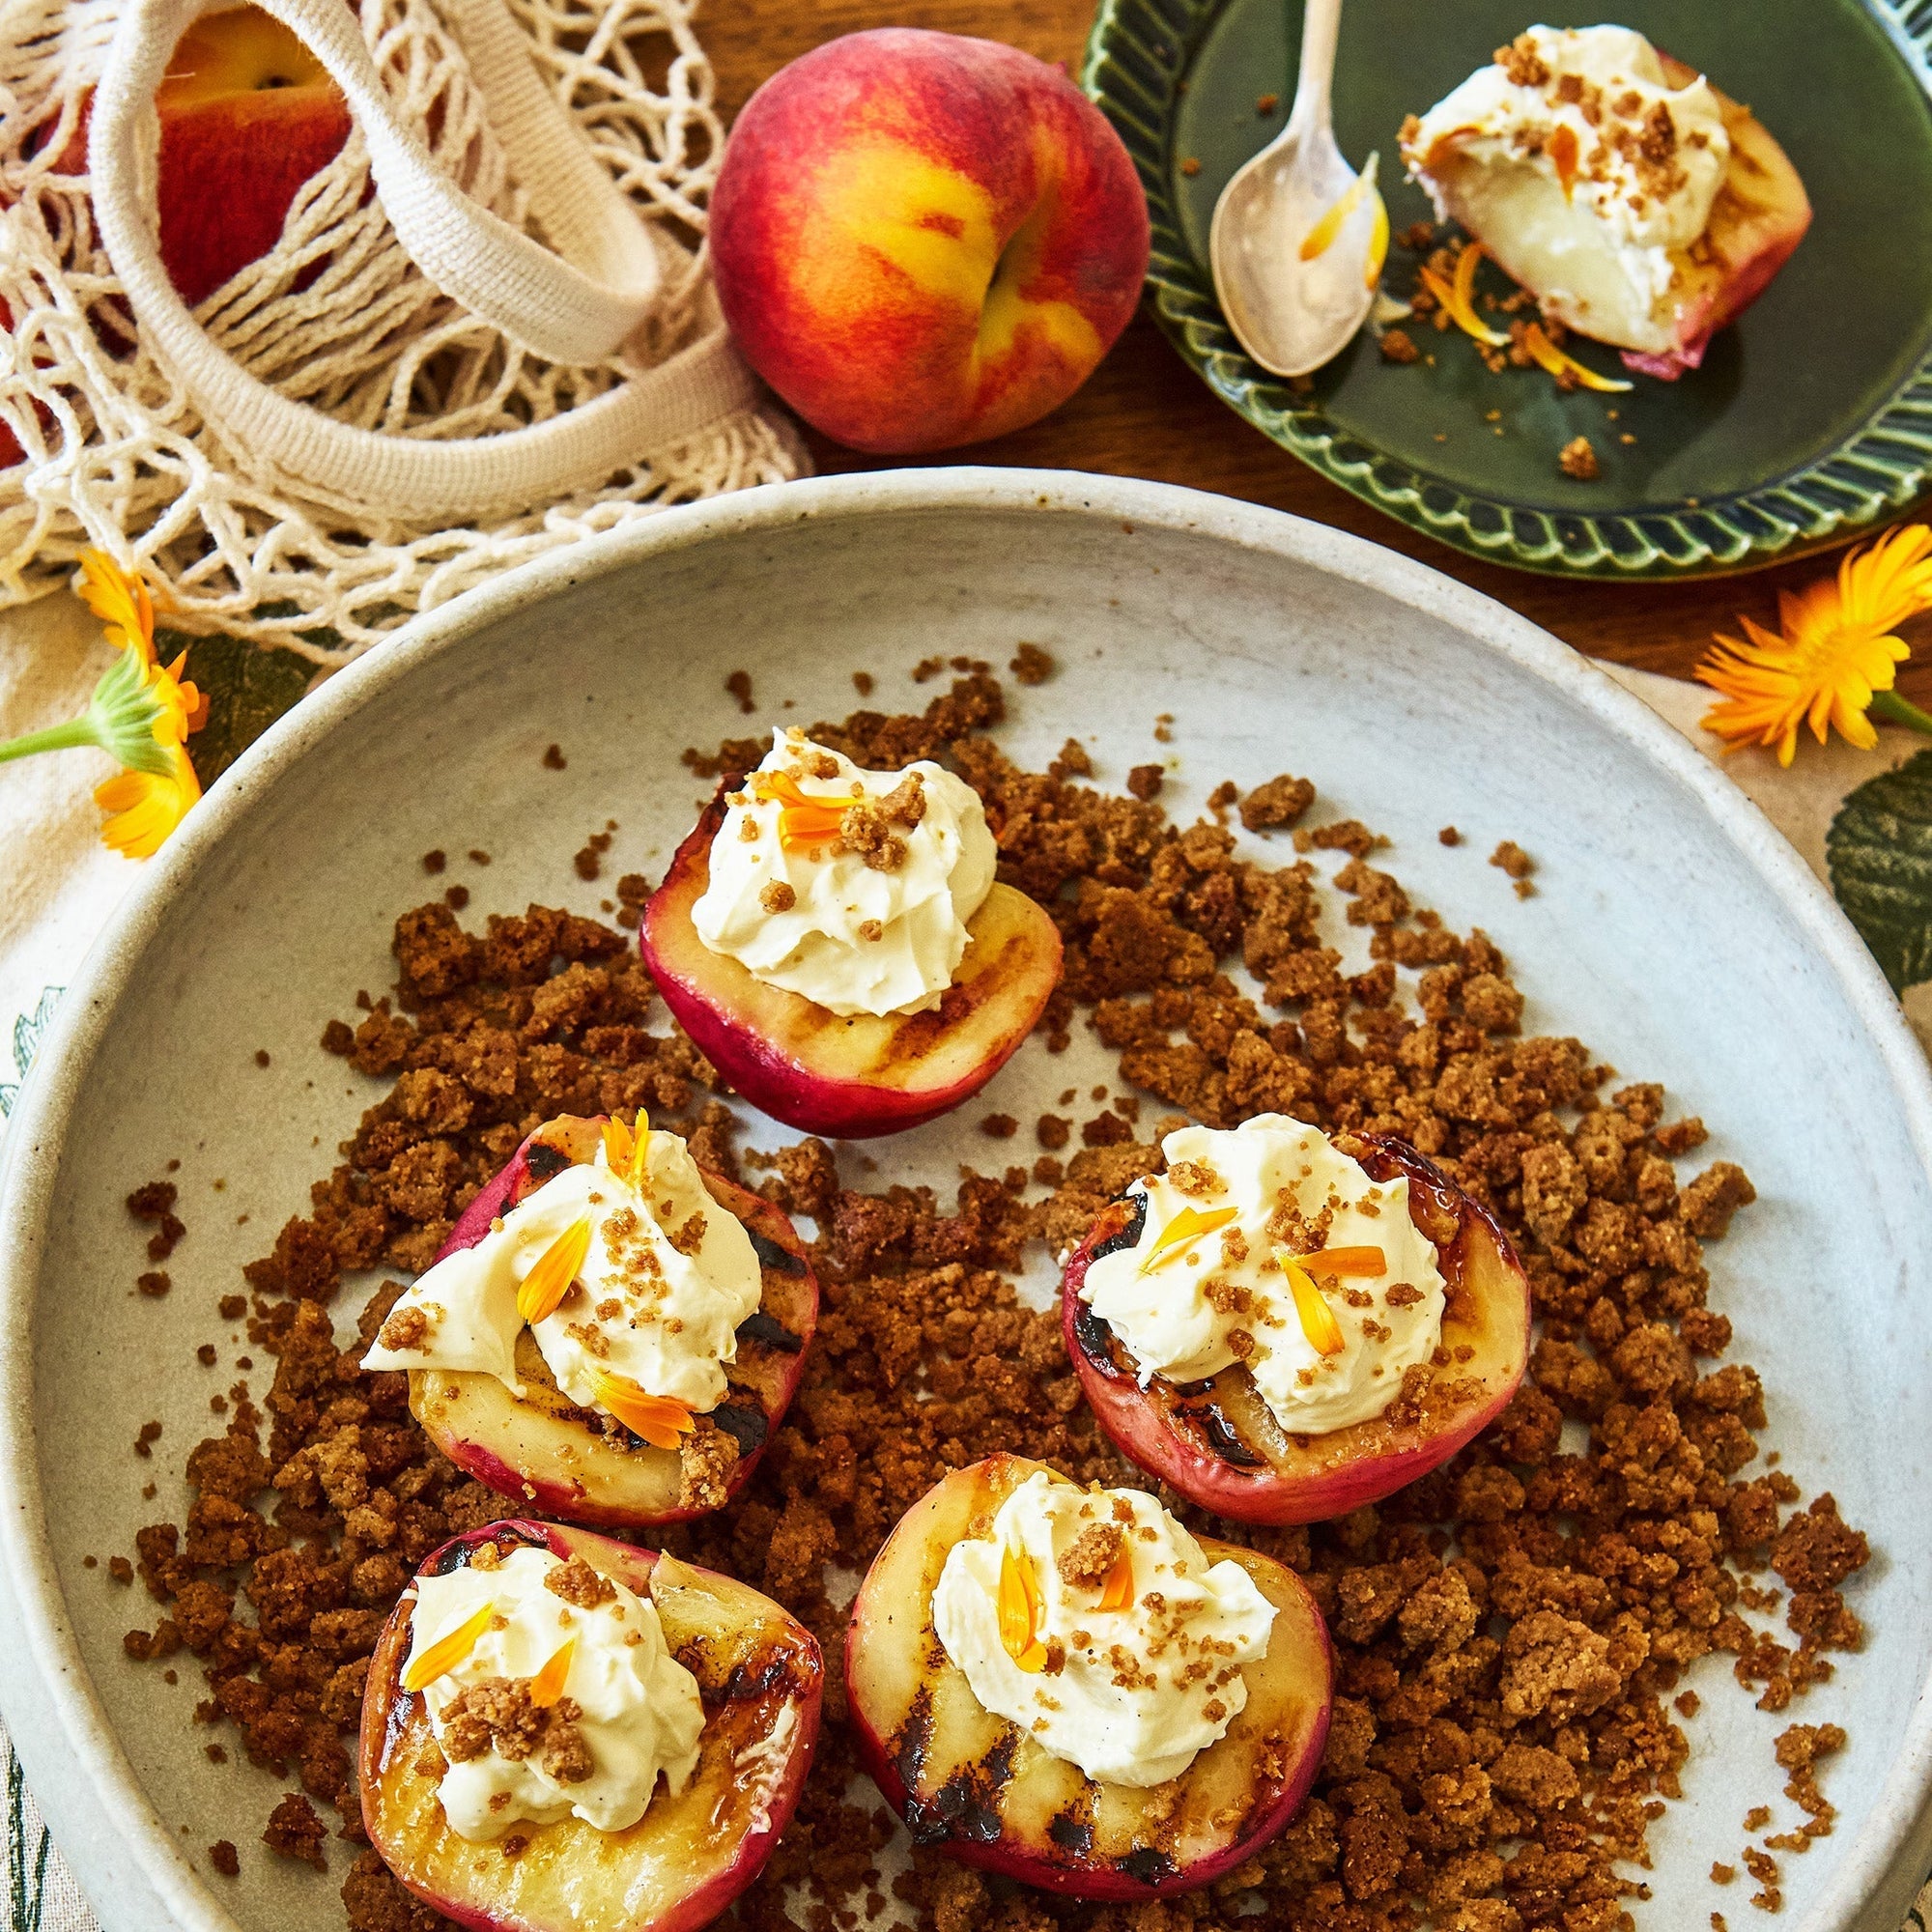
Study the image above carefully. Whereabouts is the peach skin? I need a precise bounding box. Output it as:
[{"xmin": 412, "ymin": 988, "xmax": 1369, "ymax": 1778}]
[{"xmin": 710, "ymin": 28, "xmax": 1151, "ymax": 453}]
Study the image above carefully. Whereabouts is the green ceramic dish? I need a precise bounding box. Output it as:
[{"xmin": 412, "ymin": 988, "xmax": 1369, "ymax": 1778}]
[{"xmin": 1081, "ymin": 0, "xmax": 1932, "ymax": 576}]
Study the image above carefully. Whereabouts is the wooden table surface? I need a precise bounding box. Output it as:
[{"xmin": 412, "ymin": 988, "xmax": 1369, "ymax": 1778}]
[{"xmin": 701, "ymin": 0, "xmax": 1932, "ymax": 700}]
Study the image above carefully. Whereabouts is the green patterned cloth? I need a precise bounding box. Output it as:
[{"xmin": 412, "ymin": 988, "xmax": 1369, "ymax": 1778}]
[{"xmin": 1, "ymin": 600, "xmax": 1927, "ymax": 1929}]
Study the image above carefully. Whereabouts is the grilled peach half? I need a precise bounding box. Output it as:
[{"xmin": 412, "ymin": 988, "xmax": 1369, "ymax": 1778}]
[
  {"xmin": 362, "ymin": 1520, "xmax": 822, "ymax": 1932},
  {"xmin": 1064, "ymin": 1133, "xmax": 1530, "ymax": 1526},
  {"xmin": 845, "ymin": 1453, "xmax": 1332, "ymax": 1898},
  {"xmin": 406, "ymin": 1115, "xmax": 817, "ymax": 1525},
  {"xmin": 639, "ymin": 783, "xmax": 1062, "ymax": 1137}
]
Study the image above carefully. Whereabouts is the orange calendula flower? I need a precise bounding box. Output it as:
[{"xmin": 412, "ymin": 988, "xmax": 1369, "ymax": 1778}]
[
  {"xmin": 753, "ymin": 769, "xmax": 864, "ymax": 854},
  {"xmin": 587, "ymin": 1370, "xmax": 696, "ymax": 1451},
  {"xmin": 997, "ymin": 1546, "xmax": 1049, "ymax": 1672},
  {"xmin": 1278, "ymin": 1248, "xmax": 1346, "ymax": 1358},
  {"xmin": 1695, "ymin": 526, "xmax": 1932, "ymax": 765},
  {"xmin": 517, "ymin": 1215, "xmax": 594, "ymax": 1325},
  {"xmin": 527, "ymin": 1637, "xmax": 576, "ymax": 1708},
  {"xmin": 402, "ymin": 1602, "xmax": 493, "ymax": 1693},
  {"xmin": 1137, "ymin": 1204, "xmax": 1240, "ymax": 1276},
  {"xmin": 0, "ymin": 551, "xmax": 208, "ymax": 859}
]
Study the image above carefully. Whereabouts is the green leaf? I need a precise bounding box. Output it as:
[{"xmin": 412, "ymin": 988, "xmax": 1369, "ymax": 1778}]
[
  {"xmin": 161, "ymin": 628, "xmax": 316, "ymax": 787},
  {"xmin": 1827, "ymin": 748, "xmax": 1932, "ymax": 992}
]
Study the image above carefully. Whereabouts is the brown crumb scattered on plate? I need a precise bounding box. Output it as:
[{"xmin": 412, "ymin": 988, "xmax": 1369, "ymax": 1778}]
[{"xmin": 1559, "ymin": 434, "xmax": 1601, "ymax": 480}]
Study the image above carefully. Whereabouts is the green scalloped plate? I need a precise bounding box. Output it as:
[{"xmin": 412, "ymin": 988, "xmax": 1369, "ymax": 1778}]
[{"xmin": 1081, "ymin": 0, "xmax": 1932, "ymax": 577}]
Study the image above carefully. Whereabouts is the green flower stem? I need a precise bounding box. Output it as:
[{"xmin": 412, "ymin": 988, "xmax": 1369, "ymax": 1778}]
[
  {"xmin": 0, "ymin": 649, "xmax": 174, "ymax": 779},
  {"xmin": 0, "ymin": 716, "xmax": 108, "ymax": 765},
  {"xmin": 1871, "ymin": 690, "xmax": 1932, "ymax": 737}
]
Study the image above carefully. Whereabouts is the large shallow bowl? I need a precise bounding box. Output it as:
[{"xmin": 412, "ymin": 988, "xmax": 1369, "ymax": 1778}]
[{"xmin": 0, "ymin": 469, "xmax": 1928, "ymax": 1932}]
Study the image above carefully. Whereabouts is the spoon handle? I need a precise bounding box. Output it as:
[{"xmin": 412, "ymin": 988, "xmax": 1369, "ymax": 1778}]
[{"xmin": 1285, "ymin": 0, "xmax": 1342, "ymax": 144}]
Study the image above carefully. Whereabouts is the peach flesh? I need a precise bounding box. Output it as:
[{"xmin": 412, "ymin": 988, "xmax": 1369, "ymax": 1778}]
[
  {"xmin": 1063, "ymin": 1134, "xmax": 1530, "ymax": 1526},
  {"xmin": 844, "ymin": 1453, "xmax": 1333, "ymax": 1897},
  {"xmin": 639, "ymin": 786, "xmax": 1062, "ymax": 1138},
  {"xmin": 406, "ymin": 1116, "xmax": 818, "ymax": 1525},
  {"xmin": 360, "ymin": 1519, "xmax": 822, "ymax": 1932}
]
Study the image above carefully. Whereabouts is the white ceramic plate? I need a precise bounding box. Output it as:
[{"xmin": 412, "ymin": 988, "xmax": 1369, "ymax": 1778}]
[{"xmin": 1, "ymin": 469, "xmax": 1928, "ymax": 1932}]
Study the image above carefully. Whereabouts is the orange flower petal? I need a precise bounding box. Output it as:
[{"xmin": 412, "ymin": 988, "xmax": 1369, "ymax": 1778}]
[
  {"xmin": 1095, "ymin": 1545, "xmax": 1136, "ymax": 1614},
  {"xmin": 1426, "ymin": 241, "xmax": 1514, "ymax": 350},
  {"xmin": 587, "ymin": 1371, "xmax": 696, "ymax": 1450},
  {"xmin": 1300, "ymin": 152, "xmax": 1378, "ymax": 263},
  {"xmin": 1520, "ymin": 322, "xmax": 1632, "ymax": 394},
  {"xmin": 527, "ymin": 1637, "xmax": 576, "ymax": 1708},
  {"xmin": 402, "ymin": 1602, "xmax": 494, "ymax": 1693},
  {"xmin": 1278, "ymin": 1249, "xmax": 1346, "ymax": 1358},
  {"xmin": 997, "ymin": 1546, "xmax": 1048, "ymax": 1672},
  {"xmin": 1290, "ymin": 1245, "xmax": 1387, "ymax": 1277},
  {"xmin": 517, "ymin": 1215, "xmax": 593, "ymax": 1325},
  {"xmin": 1138, "ymin": 1204, "xmax": 1240, "ymax": 1275}
]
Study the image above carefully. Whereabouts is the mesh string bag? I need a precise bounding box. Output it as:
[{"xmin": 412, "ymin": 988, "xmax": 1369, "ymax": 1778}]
[{"xmin": 0, "ymin": 0, "xmax": 808, "ymax": 669}]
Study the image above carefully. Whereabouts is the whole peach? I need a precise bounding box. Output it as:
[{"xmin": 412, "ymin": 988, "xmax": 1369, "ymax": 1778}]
[{"xmin": 711, "ymin": 28, "xmax": 1150, "ymax": 453}]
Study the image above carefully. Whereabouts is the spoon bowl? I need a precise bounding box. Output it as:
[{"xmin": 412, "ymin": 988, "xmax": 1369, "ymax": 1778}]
[{"xmin": 1208, "ymin": 0, "xmax": 1379, "ymax": 376}]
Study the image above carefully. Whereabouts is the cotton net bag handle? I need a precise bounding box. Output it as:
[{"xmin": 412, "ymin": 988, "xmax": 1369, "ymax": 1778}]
[{"xmin": 87, "ymin": 0, "xmax": 760, "ymax": 523}]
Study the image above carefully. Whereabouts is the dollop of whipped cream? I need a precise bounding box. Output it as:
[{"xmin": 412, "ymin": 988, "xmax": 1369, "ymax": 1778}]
[
  {"xmin": 932, "ymin": 1472, "xmax": 1274, "ymax": 1787},
  {"xmin": 406, "ymin": 1540, "xmax": 703, "ymax": 1840},
  {"xmin": 1080, "ymin": 1115, "xmax": 1446, "ymax": 1435},
  {"xmin": 1404, "ymin": 26, "xmax": 1729, "ymax": 341},
  {"xmin": 363, "ymin": 1124, "xmax": 760, "ymax": 1419},
  {"xmin": 691, "ymin": 729, "xmax": 998, "ymax": 1019}
]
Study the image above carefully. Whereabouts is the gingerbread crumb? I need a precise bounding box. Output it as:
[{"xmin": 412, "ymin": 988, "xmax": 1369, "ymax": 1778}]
[{"xmin": 1559, "ymin": 435, "xmax": 1601, "ymax": 480}]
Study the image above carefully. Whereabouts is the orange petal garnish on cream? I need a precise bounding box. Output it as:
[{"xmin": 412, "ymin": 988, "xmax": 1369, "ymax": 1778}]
[
  {"xmin": 1364, "ymin": 187, "xmax": 1389, "ymax": 290},
  {"xmin": 1138, "ymin": 1204, "xmax": 1240, "ymax": 1275},
  {"xmin": 517, "ymin": 1215, "xmax": 593, "ymax": 1325},
  {"xmin": 1278, "ymin": 1248, "xmax": 1347, "ymax": 1358},
  {"xmin": 997, "ymin": 1546, "xmax": 1049, "ymax": 1672},
  {"xmin": 1520, "ymin": 322, "xmax": 1634, "ymax": 393},
  {"xmin": 603, "ymin": 1110, "xmax": 651, "ymax": 1188},
  {"xmin": 1549, "ymin": 124, "xmax": 1580, "ymax": 200},
  {"xmin": 402, "ymin": 1602, "xmax": 493, "ymax": 1693},
  {"xmin": 1291, "ymin": 1245, "xmax": 1387, "ymax": 1277},
  {"xmin": 528, "ymin": 1637, "xmax": 576, "ymax": 1708},
  {"xmin": 587, "ymin": 1370, "xmax": 696, "ymax": 1450},
  {"xmin": 1299, "ymin": 151, "xmax": 1379, "ymax": 263},
  {"xmin": 753, "ymin": 770, "xmax": 864, "ymax": 855},
  {"xmin": 1095, "ymin": 1545, "xmax": 1136, "ymax": 1614},
  {"xmin": 1419, "ymin": 245, "xmax": 1508, "ymax": 348}
]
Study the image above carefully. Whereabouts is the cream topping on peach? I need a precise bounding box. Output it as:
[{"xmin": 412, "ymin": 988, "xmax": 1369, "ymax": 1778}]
[
  {"xmin": 363, "ymin": 1122, "xmax": 760, "ymax": 1424},
  {"xmin": 1403, "ymin": 26, "xmax": 1729, "ymax": 352},
  {"xmin": 690, "ymin": 730, "xmax": 997, "ymax": 1018},
  {"xmin": 930, "ymin": 1471, "xmax": 1273, "ymax": 1787},
  {"xmin": 403, "ymin": 1542, "xmax": 703, "ymax": 1840},
  {"xmin": 1079, "ymin": 1115, "xmax": 1446, "ymax": 1434}
]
